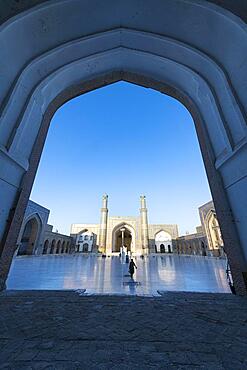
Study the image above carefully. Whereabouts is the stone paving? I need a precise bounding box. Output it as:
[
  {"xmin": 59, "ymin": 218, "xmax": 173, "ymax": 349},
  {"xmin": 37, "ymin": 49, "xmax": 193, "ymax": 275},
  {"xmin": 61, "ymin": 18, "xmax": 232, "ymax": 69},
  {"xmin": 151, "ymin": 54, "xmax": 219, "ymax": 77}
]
[{"xmin": 0, "ymin": 291, "xmax": 247, "ymax": 369}]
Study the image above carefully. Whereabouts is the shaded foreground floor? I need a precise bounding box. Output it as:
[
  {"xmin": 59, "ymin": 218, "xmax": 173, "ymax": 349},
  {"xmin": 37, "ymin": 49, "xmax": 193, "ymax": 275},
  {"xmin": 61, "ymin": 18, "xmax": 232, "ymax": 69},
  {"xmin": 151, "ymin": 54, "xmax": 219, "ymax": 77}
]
[
  {"xmin": 7, "ymin": 255, "xmax": 230, "ymax": 294},
  {"xmin": 0, "ymin": 291, "xmax": 247, "ymax": 369}
]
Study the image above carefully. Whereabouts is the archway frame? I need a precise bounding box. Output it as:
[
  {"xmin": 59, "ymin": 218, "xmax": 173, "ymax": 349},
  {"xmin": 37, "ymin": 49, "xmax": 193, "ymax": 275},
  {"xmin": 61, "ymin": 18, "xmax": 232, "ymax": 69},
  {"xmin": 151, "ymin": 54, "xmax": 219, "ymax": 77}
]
[
  {"xmin": 0, "ymin": 0, "xmax": 246, "ymax": 294},
  {"xmin": 112, "ymin": 223, "xmax": 136, "ymax": 254},
  {"xmin": 17, "ymin": 213, "xmax": 42, "ymax": 256}
]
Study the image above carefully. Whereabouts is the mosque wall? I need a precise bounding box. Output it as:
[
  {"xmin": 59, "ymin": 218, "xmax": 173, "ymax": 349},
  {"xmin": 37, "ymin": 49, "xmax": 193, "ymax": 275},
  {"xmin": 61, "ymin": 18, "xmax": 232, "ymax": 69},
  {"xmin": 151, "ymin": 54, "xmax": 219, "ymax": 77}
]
[
  {"xmin": 43, "ymin": 226, "xmax": 73, "ymax": 254},
  {"xmin": 71, "ymin": 217, "xmax": 179, "ymax": 255},
  {"xmin": 16, "ymin": 200, "xmax": 73, "ymax": 256},
  {"xmin": 176, "ymin": 201, "xmax": 225, "ymax": 257},
  {"xmin": 17, "ymin": 197, "xmax": 224, "ymax": 258},
  {"xmin": 15, "ymin": 200, "xmax": 49, "ymax": 256}
]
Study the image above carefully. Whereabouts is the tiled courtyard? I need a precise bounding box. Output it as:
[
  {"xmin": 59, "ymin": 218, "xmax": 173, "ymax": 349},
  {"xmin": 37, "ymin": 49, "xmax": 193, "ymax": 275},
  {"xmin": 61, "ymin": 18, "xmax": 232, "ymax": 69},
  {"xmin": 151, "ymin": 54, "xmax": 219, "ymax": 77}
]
[
  {"xmin": 7, "ymin": 255, "xmax": 230, "ymax": 294},
  {"xmin": 0, "ymin": 291, "xmax": 247, "ymax": 369}
]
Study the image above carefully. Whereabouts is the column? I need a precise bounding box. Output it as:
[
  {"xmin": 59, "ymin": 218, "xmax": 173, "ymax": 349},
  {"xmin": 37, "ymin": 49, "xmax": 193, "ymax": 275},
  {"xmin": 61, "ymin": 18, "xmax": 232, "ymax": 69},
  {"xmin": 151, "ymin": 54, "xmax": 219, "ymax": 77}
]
[
  {"xmin": 120, "ymin": 228, "xmax": 125, "ymax": 248},
  {"xmin": 140, "ymin": 195, "xmax": 149, "ymax": 254},
  {"xmin": 98, "ymin": 194, "xmax": 108, "ymax": 254}
]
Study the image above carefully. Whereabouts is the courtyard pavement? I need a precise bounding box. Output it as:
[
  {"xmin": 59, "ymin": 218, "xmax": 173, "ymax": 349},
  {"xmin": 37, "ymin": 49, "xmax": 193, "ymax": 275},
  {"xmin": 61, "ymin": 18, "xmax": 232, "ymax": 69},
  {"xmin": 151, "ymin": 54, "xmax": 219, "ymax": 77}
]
[
  {"xmin": 0, "ymin": 290, "xmax": 246, "ymax": 369},
  {"xmin": 7, "ymin": 255, "xmax": 230, "ymax": 294}
]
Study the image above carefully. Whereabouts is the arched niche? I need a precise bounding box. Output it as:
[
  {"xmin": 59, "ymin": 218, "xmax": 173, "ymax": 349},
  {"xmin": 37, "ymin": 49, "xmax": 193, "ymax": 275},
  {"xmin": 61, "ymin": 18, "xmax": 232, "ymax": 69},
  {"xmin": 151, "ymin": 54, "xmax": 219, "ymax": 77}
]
[
  {"xmin": 17, "ymin": 214, "xmax": 41, "ymax": 256},
  {"xmin": 205, "ymin": 210, "xmax": 224, "ymax": 254}
]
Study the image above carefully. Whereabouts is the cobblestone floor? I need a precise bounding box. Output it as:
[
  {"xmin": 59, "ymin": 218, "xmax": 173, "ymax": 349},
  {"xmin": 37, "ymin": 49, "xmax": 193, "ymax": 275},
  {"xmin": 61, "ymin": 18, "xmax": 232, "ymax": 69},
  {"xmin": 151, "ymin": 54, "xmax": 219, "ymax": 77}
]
[{"xmin": 0, "ymin": 291, "xmax": 247, "ymax": 369}]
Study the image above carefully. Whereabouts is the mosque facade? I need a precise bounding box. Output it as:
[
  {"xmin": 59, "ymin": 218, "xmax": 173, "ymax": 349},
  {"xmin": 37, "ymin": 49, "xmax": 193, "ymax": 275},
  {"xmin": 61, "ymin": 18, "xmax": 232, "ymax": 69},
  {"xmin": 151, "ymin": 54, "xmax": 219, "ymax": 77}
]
[
  {"xmin": 14, "ymin": 196, "xmax": 223, "ymax": 258},
  {"xmin": 71, "ymin": 195, "xmax": 179, "ymax": 255}
]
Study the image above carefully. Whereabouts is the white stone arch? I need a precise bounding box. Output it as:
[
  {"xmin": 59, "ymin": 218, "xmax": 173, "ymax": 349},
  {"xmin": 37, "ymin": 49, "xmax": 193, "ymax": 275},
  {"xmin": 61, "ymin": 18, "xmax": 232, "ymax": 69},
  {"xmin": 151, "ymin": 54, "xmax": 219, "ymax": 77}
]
[
  {"xmin": 112, "ymin": 222, "xmax": 136, "ymax": 254},
  {"xmin": 0, "ymin": 0, "xmax": 246, "ymax": 294},
  {"xmin": 155, "ymin": 230, "xmax": 173, "ymax": 253}
]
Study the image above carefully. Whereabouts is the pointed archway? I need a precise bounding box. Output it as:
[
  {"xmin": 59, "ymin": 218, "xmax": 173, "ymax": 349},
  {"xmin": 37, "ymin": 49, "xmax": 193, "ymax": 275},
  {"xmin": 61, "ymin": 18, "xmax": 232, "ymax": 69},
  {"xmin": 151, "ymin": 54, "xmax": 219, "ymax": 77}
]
[
  {"xmin": 17, "ymin": 214, "xmax": 42, "ymax": 256},
  {"xmin": 112, "ymin": 223, "xmax": 135, "ymax": 253},
  {"xmin": 0, "ymin": 1, "xmax": 247, "ymax": 294},
  {"xmin": 114, "ymin": 228, "xmax": 132, "ymax": 253}
]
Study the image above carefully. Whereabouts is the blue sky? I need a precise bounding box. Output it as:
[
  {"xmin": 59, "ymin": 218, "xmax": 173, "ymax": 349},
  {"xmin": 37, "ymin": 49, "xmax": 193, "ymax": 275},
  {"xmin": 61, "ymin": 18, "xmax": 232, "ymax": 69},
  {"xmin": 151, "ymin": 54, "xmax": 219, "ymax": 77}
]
[{"xmin": 31, "ymin": 82, "xmax": 211, "ymax": 235}]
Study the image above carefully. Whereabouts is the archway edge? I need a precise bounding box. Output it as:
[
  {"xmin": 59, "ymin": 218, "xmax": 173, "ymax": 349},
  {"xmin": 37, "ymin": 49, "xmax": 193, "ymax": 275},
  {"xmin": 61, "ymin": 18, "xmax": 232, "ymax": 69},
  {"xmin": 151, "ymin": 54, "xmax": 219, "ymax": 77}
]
[
  {"xmin": 2, "ymin": 28, "xmax": 246, "ymax": 164},
  {"xmin": 1, "ymin": 0, "xmax": 247, "ymax": 26},
  {"xmin": 17, "ymin": 212, "xmax": 42, "ymax": 251},
  {"xmin": 6, "ymin": 49, "xmax": 237, "ymax": 169},
  {"xmin": 112, "ymin": 222, "xmax": 136, "ymax": 235}
]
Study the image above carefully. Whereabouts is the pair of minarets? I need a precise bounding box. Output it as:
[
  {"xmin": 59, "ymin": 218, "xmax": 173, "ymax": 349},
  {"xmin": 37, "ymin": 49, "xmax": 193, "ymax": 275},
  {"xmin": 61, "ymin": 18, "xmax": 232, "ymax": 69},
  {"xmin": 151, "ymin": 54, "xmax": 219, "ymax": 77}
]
[{"xmin": 98, "ymin": 194, "xmax": 149, "ymax": 254}]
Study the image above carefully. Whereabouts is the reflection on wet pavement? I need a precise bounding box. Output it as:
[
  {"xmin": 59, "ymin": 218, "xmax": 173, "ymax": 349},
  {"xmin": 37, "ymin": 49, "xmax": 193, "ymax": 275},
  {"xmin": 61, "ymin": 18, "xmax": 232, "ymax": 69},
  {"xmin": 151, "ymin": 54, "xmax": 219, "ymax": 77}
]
[{"xmin": 6, "ymin": 254, "xmax": 231, "ymax": 295}]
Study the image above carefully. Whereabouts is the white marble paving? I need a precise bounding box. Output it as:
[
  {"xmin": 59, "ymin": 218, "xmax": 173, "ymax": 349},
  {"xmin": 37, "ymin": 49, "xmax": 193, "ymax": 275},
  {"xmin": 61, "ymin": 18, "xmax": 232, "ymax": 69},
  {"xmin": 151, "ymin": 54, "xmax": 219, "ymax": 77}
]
[{"xmin": 6, "ymin": 254, "xmax": 231, "ymax": 295}]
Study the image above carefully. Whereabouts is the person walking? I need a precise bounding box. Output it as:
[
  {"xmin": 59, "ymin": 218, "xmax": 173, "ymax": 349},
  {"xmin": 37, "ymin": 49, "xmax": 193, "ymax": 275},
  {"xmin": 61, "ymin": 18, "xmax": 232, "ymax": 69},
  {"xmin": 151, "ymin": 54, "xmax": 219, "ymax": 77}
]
[{"xmin": 129, "ymin": 258, "xmax": 137, "ymax": 279}]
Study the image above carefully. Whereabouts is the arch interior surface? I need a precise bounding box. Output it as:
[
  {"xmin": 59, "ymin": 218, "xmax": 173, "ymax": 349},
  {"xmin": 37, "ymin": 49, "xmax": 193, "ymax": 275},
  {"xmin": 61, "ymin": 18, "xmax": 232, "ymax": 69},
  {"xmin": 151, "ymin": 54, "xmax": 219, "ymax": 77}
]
[{"xmin": 0, "ymin": 0, "xmax": 247, "ymax": 294}]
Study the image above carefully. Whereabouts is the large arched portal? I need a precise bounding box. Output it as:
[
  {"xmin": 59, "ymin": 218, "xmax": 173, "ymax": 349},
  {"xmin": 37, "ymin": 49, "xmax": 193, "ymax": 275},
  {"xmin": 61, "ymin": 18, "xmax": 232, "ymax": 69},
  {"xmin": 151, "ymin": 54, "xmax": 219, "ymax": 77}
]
[
  {"xmin": 17, "ymin": 217, "xmax": 39, "ymax": 256},
  {"xmin": 112, "ymin": 224, "xmax": 135, "ymax": 253},
  {"xmin": 0, "ymin": 1, "xmax": 247, "ymax": 294},
  {"xmin": 114, "ymin": 229, "xmax": 132, "ymax": 253}
]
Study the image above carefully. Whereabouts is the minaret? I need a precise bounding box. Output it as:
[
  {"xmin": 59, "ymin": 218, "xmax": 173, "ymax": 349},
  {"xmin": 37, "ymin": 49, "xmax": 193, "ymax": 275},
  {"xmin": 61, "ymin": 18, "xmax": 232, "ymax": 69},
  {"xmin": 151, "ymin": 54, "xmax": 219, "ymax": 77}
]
[
  {"xmin": 98, "ymin": 194, "xmax": 108, "ymax": 254},
  {"xmin": 140, "ymin": 195, "xmax": 149, "ymax": 254}
]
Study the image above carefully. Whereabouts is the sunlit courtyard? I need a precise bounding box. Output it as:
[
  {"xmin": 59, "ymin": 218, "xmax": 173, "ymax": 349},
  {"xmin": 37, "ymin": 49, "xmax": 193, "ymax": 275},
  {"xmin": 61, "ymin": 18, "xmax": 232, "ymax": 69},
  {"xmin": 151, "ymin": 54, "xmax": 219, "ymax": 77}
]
[{"xmin": 7, "ymin": 254, "xmax": 230, "ymax": 295}]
